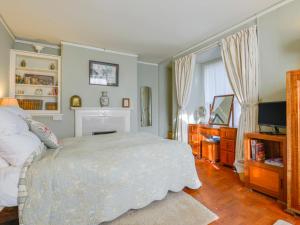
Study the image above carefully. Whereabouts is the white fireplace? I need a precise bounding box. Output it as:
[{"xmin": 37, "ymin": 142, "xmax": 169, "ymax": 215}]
[{"xmin": 73, "ymin": 107, "xmax": 131, "ymax": 137}]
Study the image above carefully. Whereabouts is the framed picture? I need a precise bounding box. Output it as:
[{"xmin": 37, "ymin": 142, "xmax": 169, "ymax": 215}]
[
  {"xmin": 89, "ymin": 61, "xmax": 119, "ymax": 86},
  {"xmin": 122, "ymin": 98, "xmax": 130, "ymax": 108}
]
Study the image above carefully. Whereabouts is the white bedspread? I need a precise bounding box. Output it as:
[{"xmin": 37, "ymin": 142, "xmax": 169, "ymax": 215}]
[
  {"xmin": 0, "ymin": 166, "xmax": 21, "ymax": 207},
  {"xmin": 19, "ymin": 133, "xmax": 201, "ymax": 225}
]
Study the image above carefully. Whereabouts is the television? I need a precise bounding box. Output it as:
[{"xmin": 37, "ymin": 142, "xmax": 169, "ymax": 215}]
[{"xmin": 258, "ymin": 101, "xmax": 286, "ymax": 134}]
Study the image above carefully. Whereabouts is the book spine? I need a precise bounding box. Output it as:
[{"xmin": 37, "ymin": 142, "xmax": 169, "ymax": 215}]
[{"xmin": 251, "ymin": 140, "xmax": 256, "ymax": 160}]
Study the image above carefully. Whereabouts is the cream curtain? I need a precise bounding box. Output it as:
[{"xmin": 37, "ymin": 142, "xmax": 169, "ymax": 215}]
[
  {"xmin": 174, "ymin": 54, "xmax": 196, "ymax": 143},
  {"xmin": 221, "ymin": 25, "xmax": 259, "ymax": 173}
]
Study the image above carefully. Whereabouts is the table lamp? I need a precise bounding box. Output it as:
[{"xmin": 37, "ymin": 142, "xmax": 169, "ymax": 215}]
[{"xmin": 0, "ymin": 97, "xmax": 19, "ymax": 107}]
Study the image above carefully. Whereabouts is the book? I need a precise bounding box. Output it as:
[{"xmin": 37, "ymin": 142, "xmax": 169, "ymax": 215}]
[
  {"xmin": 250, "ymin": 139, "xmax": 257, "ymax": 160},
  {"xmin": 255, "ymin": 142, "xmax": 265, "ymax": 162},
  {"xmin": 265, "ymin": 158, "xmax": 283, "ymax": 167}
]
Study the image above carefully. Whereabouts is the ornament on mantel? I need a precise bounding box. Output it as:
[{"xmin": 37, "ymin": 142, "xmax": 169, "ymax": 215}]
[
  {"xmin": 100, "ymin": 91, "xmax": 109, "ymax": 107},
  {"xmin": 33, "ymin": 44, "xmax": 44, "ymax": 53}
]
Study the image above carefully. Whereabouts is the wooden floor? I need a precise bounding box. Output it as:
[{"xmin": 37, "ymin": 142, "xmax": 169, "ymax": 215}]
[{"xmin": 185, "ymin": 159, "xmax": 300, "ymax": 225}]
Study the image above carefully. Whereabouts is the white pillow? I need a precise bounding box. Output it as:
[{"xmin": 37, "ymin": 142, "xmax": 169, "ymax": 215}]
[
  {"xmin": 27, "ymin": 119, "xmax": 59, "ymax": 149},
  {"xmin": 0, "ymin": 132, "xmax": 42, "ymax": 166},
  {"xmin": 0, "ymin": 157, "xmax": 9, "ymax": 168},
  {"xmin": 0, "ymin": 106, "xmax": 32, "ymax": 119},
  {"xmin": 0, "ymin": 109, "xmax": 29, "ymax": 135}
]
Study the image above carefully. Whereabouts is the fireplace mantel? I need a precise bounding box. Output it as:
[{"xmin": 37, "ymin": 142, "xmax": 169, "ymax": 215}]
[{"xmin": 72, "ymin": 107, "xmax": 131, "ymax": 137}]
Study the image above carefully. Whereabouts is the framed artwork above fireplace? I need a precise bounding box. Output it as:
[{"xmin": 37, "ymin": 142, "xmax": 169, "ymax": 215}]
[{"xmin": 89, "ymin": 60, "xmax": 119, "ymax": 86}]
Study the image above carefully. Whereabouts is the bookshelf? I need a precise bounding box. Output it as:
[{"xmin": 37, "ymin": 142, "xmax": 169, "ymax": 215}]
[
  {"xmin": 244, "ymin": 132, "xmax": 287, "ymax": 202},
  {"xmin": 9, "ymin": 50, "xmax": 62, "ymax": 119}
]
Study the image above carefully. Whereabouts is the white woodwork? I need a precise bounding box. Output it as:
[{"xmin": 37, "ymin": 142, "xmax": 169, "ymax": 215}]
[
  {"xmin": 72, "ymin": 107, "xmax": 131, "ymax": 137},
  {"xmin": 9, "ymin": 50, "xmax": 62, "ymax": 119}
]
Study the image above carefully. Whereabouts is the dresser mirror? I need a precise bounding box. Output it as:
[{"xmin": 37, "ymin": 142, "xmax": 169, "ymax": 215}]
[
  {"xmin": 209, "ymin": 94, "xmax": 234, "ymax": 126},
  {"xmin": 140, "ymin": 86, "xmax": 152, "ymax": 127}
]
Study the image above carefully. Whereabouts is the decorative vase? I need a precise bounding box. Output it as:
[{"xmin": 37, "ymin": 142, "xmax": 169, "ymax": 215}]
[{"xmin": 100, "ymin": 91, "xmax": 109, "ymax": 107}]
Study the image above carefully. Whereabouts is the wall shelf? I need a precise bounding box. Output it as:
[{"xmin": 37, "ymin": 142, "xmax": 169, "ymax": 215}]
[
  {"xmin": 10, "ymin": 50, "xmax": 62, "ymax": 119},
  {"xmin": 16, "ymin": 67, "xmax": 58, "ymax": 73},
  {"xmin": 15, "ymin": 94, "xmax": 58, "ymax": 97},
  {"xmin": 16, "ymin": 84, "xmax": 58, "ymax": 88}
]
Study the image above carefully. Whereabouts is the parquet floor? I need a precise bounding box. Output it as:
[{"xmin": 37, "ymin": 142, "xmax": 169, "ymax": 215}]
[{"xmin": 185, "ymin": 160, "xmax": 300, "ymax": 225}]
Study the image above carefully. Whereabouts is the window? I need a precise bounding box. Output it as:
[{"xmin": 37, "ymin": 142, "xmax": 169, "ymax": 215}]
[{"xmin": 202, "ymin": 59, "xmax": 240, "ymax": 127}]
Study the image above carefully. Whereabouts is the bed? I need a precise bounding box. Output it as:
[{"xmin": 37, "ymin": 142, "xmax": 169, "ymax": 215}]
[
  {"xmin": 0, "ymin": 167, "xmax": 20, "ymax": 224},
  {"xmin": 0, "ymin": 107, "xmax": 201, "ymax": 225}
]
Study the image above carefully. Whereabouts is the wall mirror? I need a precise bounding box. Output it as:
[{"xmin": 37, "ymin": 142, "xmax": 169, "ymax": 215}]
[
  {"xmin": 140, "ymin": 86, "xmax": 152, "ymax": 127},
  {"xmin": 209, "ymin": 94, "xmax": 234, "ymax": 126}
]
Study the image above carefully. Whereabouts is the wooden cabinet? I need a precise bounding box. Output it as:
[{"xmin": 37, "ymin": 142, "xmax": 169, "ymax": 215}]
[
  {"xmin": 202, "ymin": 140, "xmax": 220, "ymax": 162},
  {"xmin": 188, "ymin": 124, "xmax": 201, "ymax": 158},
  {"xmin": 188, "ymin": 124, "xmax": 237, "ymax": 163},
  {"xmin": 286, "ymin": 70, "xmax": 300, "ymax": 214},
  {"xmin": 220, "ymin": 127, "xmax": 237, "ymax": 166},
  {"xmin": 244, "ymin": 132, "xmax": 286, "ymax": 202}
]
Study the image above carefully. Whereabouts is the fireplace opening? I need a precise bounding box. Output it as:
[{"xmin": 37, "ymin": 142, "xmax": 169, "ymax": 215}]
[{"xmin": 92, "ymin": 131, "xmax": 117, "ymax": 135}]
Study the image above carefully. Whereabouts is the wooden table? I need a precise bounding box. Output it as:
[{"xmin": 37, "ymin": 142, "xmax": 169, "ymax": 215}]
[{"xmin": 188, "ymin": 124, "xmax": 237, "ymax": 166}]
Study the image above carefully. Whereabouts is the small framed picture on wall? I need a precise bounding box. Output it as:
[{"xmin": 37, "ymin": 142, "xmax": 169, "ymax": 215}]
[
  {"xmin": 122, "ymin": 98, "xmax": 130, "ymax": 108},
  {"xmin": 89, "ymin": 60, "xmax": 119, "ymax": 86}
]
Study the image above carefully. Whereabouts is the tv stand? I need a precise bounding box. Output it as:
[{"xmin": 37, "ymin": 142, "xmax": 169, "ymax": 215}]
[{"xmin": 244, "ymin": 132, "xmax": 287, "ymax": 202}]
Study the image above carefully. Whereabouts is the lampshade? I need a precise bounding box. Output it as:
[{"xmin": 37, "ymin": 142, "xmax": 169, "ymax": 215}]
[{"xmin": 0, "ymin": 97, "xmax": 19, "ymax": 107}]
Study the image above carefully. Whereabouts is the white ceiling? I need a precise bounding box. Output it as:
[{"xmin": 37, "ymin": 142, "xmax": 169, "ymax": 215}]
[{"xmin": 1, "ymin": 0, "xmax": 284, "ymax": 63}]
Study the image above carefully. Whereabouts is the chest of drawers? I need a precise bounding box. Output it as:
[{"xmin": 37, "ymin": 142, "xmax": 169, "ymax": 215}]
[{"xmin": 188, "ymin": 124, "xmax": 237, "ymax": 166}]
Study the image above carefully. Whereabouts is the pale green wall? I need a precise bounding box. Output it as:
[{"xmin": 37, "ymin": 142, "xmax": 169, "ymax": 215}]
[
  {"xmin": 13, "ymin": 42, "xmax": 138, "ymax": 138},
  {"xmin": 0, "ymin": 22, "xmax": 14, "ymax": 97},
  {"xmin": 31, "ymin": 44, "xmax": 138, "ymax": 138},
  {"xmin": 158, "ymin": 60, "xmax": 172, "ymax": 138},
  {"xmin": 258, "ymin": 0, "xmax": 300, "ymax": 102},
  {"xmin": 137, "ymin": 63, "xmax": 159, "ymax": 135}
]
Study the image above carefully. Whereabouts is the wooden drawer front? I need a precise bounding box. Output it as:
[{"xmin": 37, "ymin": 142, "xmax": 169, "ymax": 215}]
[
  {"xmin": 189, "ymin": 125, "xmax": 199, "ymax": 134},
  {"xmin": 249, "ymin": 166, "xmax": 280, "ymax": 196},
  {"xmin": 191, "ymin": 144, "xmax": 200, "ymax": 157},
  {"xmin": 220, "ymin": 150, "xmax": 227, "ymax": 164},
  {"xmin": 220, "ymin": 128, "xmax": 237, "ymax": 140},
  {"xmin": 227, "ymin": 151, "xmax": 235, "ymax": 166},
  {"xmin": 189, "ymin": 133, "xmax": 200, "ymax": 145},
  {"xmin": 221, "ymin": 139, "xmax": 235, "ymax": 152},
  {"xmin": 199, "ymin": 127, "xmax": 220, "ymax": 136},
  {"xmin": 220, "ymin": 150, "xmax": 235, "ymax": 166}
]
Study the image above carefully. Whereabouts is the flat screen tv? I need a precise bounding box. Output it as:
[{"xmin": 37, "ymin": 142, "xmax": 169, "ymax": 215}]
[{"xmin": 258, "ymin": 101, "xmax": 286, "ymax": 134}]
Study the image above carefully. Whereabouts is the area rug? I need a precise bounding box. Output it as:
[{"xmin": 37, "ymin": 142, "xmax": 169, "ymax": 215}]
[
  {"xmin": 102, "ymin": 191, "xmax": 218, "ymax": 225},
  {"xmin": 273, "ymin": 220, "xmax": 293, "ymax": 225}
]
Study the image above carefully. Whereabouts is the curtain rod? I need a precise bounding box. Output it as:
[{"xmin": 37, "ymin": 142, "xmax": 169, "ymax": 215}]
[
  {"xmin": 173, "ymin": 0, "xmax": 295, "ymax": 59},
  {"xmin": 192, "ymin": 41, "xmax": 221, "ymax": 56}
]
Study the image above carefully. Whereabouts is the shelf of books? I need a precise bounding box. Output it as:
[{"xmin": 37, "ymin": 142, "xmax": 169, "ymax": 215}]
[
  {"xmin": 249, "ymin": 139, "xmax": 284, "ymax": 168},
  {"xmin": 9, "ymin": 50, "xmax": 61, "ymax": 116}
]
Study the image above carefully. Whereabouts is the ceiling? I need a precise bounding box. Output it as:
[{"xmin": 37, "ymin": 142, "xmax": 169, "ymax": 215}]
[{"xmin": 1, "ymin": 0, "xmax": 284, "ymax": 63}]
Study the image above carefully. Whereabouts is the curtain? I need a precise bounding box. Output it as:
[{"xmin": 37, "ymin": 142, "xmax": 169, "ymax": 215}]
[
  {"xmin": 202, "ymin": 59, "xmax": 241, "ymax": 126},
  {"xmin": 221, "ymin": 25, "xmax": 259, "ymax": 173},
  {"xmin": 174, "ymin": 54, "xmax": 196, "ymax": 143}
]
